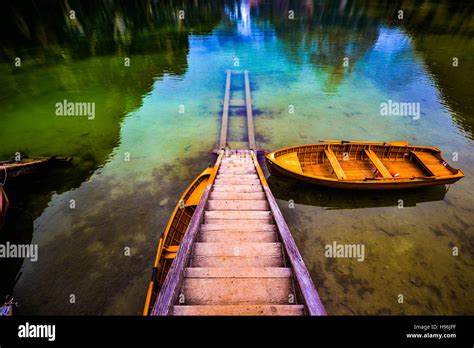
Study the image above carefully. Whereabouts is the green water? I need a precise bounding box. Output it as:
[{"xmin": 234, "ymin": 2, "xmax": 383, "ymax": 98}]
[{"xmin": 0, "ymin": 0, "xmax": 473, "ymax": 314}]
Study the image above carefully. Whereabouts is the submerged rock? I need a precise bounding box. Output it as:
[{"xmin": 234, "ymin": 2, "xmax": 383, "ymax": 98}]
[
  {"xmin": 409, "ymin": 277, "xmax": 424, "ymax": 287},
  {"xmin": 159, "ymin": 198, "xmax": 170, "ymax": 207}
]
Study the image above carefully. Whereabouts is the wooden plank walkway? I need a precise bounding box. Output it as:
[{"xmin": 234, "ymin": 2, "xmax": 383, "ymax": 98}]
[
  {"xmin": 150, "ymin": 71, "xmax": 326, "ymax": 316},
  {"xmin": 151, "ymin": 150, "xmax": 326, "ymax": 316}
]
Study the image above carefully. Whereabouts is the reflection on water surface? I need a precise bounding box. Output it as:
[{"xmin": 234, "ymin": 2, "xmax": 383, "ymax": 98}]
[{"xmin": 0, "ymin": 0, "xmax": 472, "ymax": 314}]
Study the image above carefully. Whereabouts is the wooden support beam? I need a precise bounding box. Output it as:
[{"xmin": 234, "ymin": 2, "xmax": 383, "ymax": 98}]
[
  {"xmin": 219, "ymin": 70, "xmax": 232, "ymax": 150},
  {"xmin": 244, "ymin": 71, "xmax": 256, "ymax": 150},
  {"xmin": 324, "ymin": 147, "xmax": 347, "ymax": 180}
]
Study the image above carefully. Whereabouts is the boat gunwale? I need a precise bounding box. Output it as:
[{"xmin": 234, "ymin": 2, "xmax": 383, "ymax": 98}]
[
  {"xmin": 0, "ymin": 158, "xmax": 52, "ymax": 167},
  {"xmin": 159, "ymin": 166, "xmax": 213, "ymax": 245}
]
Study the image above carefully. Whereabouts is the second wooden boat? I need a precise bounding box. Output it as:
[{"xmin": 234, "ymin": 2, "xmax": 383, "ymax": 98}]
[
  {"xmin": 0, "ymin": 156, "xmax": 72, "ymax": 181},
  {"xmin": 143, "ymin": 166, "xmax": 216, "ymax": 315},
  {"xmin": 265, "ymin": 140, "xmax": 464, "ymax": 190}
]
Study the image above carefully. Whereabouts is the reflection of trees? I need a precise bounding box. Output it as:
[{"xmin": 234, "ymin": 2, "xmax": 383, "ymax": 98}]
[
  {"xmin": 263, "ymin": 0, "xmax": 380, "ymax": 94},
  {"xmin": 250, "ymin": 0, "xmax": 473, "ymax": 137},
  {"xmin": 367, "ymin": 0, "xmax": 474, "ymax": 139},
  {"xmin": 0, "ymin": 0, "xmax": 225, "ymax": 158},
  {"xmin": 0, "ymin": 0, "xmax": 223, "ymax": 70},
  {"xmin": 0, "ymin": 0, "xmax": 225, "ymax": 303},
  {"xmin": 0, "ymin": 0, "xmax": 224, "ymax": 168},
  {"xmin": 402, "ymin": 1, "xmax": 474, "ymax": 139}
]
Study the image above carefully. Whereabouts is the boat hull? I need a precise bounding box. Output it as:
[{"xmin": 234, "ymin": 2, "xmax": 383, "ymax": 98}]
[
  {"xmin": 1, "ymin": 158, "xmax": 50, "ymax": 181},
  {"xmin": 266, "ymin": 157, "xmax": 462, "ymax": 189}
]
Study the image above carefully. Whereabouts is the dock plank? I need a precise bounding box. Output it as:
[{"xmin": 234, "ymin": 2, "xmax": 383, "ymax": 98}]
[
  {"xmin": 182, "ymin": 278, "xmax": 293, "ymax": 305},
  {"xmin": 214, "ymin": 178, "xmax": 261, "ymax": 186},
  {"xmin": 193, "ymin": 242, "xmax": 282, "ymax": 257},
  {"xmin": 212, "ymin": 185, "xmax": 263, "ymax": 192},
  {"xmin": 204, "ymin": 210, "xmax": 272, "ymax": 221},
  {"xmin": 207, "ymin": 199, "xmax": 269, "ymax": 211},
  {"xmin": 199, "ymin": 230, "xmax": 277, "ymax": 243},
  {"xmin": 200, "ymin": 223, "xmax": 276, "ymax": 232},
  {"xmin": 216, "ymin": 174, "xmax": 258, "ymax": 179},
  {"xmin": 184, "ymin": 267, "xmax": 291, "ymax": 278},
  {"xmin": 191, "ymin": 255, "xmax": 284, "ymax": 267},
  {"xmin": 209, "ymin": 191, "xmax": 266, "ymax": 200},
  {"xmin": 173, "ymin": 305, "xmax": 304, "ymax": 316}
]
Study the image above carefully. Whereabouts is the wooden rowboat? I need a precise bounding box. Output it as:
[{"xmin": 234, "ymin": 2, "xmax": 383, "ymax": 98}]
[
  {"xmin": 265, "ymin": 140, "xmax": 464, "ymax": 190},
  {"xmin": 0, "ymin": 187, "xmax": 8, "ymax": 228},
  {"xmin": 143, "ymin": 166, "xmax": 216, "ymax": 315},
  {"xmin": 0, "ymin": 156, "xmax": 72, "ymax": 181}
]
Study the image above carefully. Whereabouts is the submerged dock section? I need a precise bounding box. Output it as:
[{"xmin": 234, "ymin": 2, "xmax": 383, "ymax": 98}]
[{"xmin": 150, "ymin": 71, "xmax": 325, "ymax": 316}]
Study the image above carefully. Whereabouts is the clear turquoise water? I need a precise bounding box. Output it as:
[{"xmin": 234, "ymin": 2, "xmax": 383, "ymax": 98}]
[{"xmin": 1, "ymin": 0, "xmax": 473, "ymax": 314}]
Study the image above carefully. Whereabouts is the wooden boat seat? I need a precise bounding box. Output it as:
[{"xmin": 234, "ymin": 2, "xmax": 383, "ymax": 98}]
[
  {"xmin": 278, "ymin": 152, "xmax": 303, "ymax": 173},
  {"xmin": 381, "ymin": 159, "xmax": 424, "ymax": 178},
  {"xmin": 410, "ymin": 151, "xmax": 448, "ymax": 177},
  {"xmin": 165, "ymin": 245, "xmax": 179, "ymax": 252},
  {"xmin": 364, "ymin": 148, "xmax": 392, "ymax": 179},
  {"xmin": 162, "ymin": 245, "xmax": 179, "ymax": 259},
  {"xmin": 323, "ymin": 147, "xmax": 347, "ymax": 180}
]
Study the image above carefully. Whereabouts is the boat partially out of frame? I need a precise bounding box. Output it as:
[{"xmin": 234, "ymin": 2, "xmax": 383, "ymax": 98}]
[
  {"xmin": 0, "ymin": 187, "xmax": 8, "ymax": 228},
  {"xmin": 143, "ymin": 166, "xmax": 215, "ymax": 315},
  {"xmin": 265, "ymin": 140, "xmax": 464, "ymax": 190},
  {"xmin": 0, "ymin": 296, "xmax": 18, "ymax": 316}
]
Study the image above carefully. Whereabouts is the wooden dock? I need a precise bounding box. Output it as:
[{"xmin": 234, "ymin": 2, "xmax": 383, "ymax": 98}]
[
  {"xmin": 150, "ymin": 71, "xmax": 325, "ymax": 316},
  {"xmin": 218, "ymin": 70, "xmax": 256, "ymax": 152}
]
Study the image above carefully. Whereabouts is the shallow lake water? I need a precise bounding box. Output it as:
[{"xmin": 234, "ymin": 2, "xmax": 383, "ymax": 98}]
[{"xmin": 0, "ymin": 0, "xmax": 473, "ymax": 314}]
